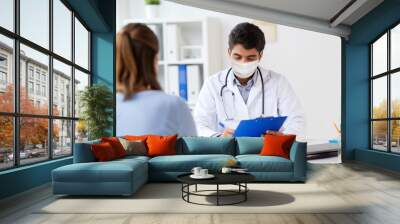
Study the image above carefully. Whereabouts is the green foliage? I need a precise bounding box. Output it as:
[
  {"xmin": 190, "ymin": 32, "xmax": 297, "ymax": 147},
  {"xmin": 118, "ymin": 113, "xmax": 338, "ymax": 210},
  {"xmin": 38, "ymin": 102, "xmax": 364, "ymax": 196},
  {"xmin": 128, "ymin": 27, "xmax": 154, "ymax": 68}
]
[
  {"xmin": 144, "ymin": 0, "xmax": 160, "ymax": 5},
  {"xmin": 79, "ymin": 84, "xmax": 113, "ymax": 140}
]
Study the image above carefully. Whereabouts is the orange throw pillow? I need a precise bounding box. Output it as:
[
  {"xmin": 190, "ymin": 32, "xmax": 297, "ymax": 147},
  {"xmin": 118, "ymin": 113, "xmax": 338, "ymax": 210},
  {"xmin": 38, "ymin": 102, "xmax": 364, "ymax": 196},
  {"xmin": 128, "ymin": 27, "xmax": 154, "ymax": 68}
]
[
  {"xmin": 260, "ymin": 134, "xmax": 296, "ymax": 159},
  {"xmin": 91, "ymin": 142, "xmax": 117, "ymax": 162},
  {"xmin": 124, "ymin": 135, "xmax": 150, "ymax": 141},
  {"xmin": 146, "ymin": 135, "xmax": 177, "ymax": 157},
  {"xmin": 101, "ymin": 137, "xmax": 126, "ymax": 158}
]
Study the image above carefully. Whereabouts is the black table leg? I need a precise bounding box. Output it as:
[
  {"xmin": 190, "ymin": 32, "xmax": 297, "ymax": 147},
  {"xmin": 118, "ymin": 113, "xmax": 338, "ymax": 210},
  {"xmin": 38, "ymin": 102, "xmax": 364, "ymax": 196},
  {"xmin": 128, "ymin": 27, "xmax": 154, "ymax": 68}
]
[
  {"xmin": 187, "ymin": 184, "xmax": 190, "ymax": 202},
  {"xmin": 195, "ymin": 184, "xmax": 197, "ymax": 192},
  {"xmin": 245, "ymin": 183, "xmax": 247, "ymax": 201},
  {"xmin": 216, "ymin": 184, "xmax": 219, "ymax": 206}
]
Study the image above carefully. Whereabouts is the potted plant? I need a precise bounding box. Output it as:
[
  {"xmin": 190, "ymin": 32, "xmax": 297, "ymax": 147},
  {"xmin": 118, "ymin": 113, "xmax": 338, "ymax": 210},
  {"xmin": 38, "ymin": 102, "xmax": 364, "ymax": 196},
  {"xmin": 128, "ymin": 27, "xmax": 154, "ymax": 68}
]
[
  {"xmin": 79, "ymin": 84, "xmax": 113, "ymax": 140},
  {"xmin": 144, "ymin": 0, "xmax": 160, "ymax": 18}
]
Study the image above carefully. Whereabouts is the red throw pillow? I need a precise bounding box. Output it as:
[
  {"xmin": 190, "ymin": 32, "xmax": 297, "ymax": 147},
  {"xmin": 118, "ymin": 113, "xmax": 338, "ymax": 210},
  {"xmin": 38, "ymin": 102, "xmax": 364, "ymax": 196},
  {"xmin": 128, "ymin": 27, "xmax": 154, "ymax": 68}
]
[
  {"xmin": 260, "ymin": 134, "xmax": 296, "ymax": 159},
  {"xmin": 91, "ymin": 142, "xmax": 117, "ymax": 162},
  {"xmin": 101, "ymin": 137, "xmax": 126, "ymax": 158},
  {"xmin": 146, "ymin": 135, "xmax": 177, "ymax": 157}
]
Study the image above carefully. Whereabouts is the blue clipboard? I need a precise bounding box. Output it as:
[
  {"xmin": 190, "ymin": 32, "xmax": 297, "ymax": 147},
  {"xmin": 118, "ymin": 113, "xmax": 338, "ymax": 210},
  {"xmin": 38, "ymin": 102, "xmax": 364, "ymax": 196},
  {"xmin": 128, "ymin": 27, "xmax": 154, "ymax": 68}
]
[{"xmin": 233, "ymin": 116, "xmax": 287, "ymax": 137}]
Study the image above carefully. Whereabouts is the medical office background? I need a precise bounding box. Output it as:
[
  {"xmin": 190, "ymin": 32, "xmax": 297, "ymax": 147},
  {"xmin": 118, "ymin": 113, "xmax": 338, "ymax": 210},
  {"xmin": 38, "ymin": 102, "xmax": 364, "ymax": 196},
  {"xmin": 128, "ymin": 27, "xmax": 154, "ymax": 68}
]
[{"xmin": 116, "ymin": 0, "xmax": 342, "ymax": 163}]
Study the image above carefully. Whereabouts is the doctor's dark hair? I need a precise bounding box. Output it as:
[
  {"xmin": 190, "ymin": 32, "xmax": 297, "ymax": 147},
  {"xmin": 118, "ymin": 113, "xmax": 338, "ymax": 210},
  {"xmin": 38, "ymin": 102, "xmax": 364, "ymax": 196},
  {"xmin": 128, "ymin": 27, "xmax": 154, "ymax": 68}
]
[
  {"xmin": 116, "ymin": 23, "xmax": 161, "ymax": 99},
  {"xmin": 229, "ymin": 22, "xmax": 265, "ymax": 52}
]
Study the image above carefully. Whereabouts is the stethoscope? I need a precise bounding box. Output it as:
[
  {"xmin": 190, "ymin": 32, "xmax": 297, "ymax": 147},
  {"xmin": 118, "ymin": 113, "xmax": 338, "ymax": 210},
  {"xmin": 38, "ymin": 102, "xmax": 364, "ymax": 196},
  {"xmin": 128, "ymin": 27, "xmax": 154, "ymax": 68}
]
[{"xmin": 219, "ymin": 67, "xmax": 265, "ymax": 121}]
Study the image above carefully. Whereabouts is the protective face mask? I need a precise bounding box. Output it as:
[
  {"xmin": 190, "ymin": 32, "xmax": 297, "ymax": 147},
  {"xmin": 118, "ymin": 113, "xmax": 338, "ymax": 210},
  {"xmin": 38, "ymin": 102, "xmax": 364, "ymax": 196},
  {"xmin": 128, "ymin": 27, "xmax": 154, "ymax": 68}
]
[{"xmin": 231, "ymin": 60, "xmax": 259, "ymax": 79}]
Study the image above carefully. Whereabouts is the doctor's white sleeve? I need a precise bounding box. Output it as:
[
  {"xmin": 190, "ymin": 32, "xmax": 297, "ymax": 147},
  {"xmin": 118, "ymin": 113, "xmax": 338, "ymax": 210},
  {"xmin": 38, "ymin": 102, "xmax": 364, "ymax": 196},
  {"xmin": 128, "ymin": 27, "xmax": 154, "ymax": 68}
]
[
  {"xmin": 193, "ymin": 80, "xmax": 220, "ymax": 137},
  {"xmin": 277, "ymin": 76, "xmax": 306, "ymax": 139}
]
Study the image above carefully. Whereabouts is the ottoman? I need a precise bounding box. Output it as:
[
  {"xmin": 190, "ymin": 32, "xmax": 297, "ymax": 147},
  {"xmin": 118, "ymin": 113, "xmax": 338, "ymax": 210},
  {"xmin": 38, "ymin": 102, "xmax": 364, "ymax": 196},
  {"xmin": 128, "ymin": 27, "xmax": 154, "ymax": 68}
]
[{"xmin": 52, "ymin": 156, "xmax": 148, "ymax": 196}]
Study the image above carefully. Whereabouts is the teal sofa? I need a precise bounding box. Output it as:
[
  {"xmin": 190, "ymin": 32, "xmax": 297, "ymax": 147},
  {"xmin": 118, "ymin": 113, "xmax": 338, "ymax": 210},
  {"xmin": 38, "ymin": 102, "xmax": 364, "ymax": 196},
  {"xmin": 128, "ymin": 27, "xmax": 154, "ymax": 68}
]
[{"xmin": 52, "ymin": 137, "xmax": 307, "ymax": 196}]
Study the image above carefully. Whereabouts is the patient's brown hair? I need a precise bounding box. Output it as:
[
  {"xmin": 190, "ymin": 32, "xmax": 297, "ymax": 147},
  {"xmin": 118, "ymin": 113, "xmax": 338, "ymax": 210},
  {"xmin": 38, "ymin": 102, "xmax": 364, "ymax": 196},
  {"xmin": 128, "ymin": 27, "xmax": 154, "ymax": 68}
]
[{"xmin": 116, "ymin": 23, "xmax": 161, "ymax": 99}]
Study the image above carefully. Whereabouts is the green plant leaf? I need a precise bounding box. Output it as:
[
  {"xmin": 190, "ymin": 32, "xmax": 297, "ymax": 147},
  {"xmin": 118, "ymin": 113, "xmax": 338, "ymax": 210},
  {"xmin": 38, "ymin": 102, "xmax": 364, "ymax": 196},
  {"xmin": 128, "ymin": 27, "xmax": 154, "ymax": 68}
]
[
  {"xmin": 79, "ymin": 84, "xmax": 114, "ymax": 140},
  {"xmin": 144, "ymin": 0, "xmax": 160, "ymax": 5}
]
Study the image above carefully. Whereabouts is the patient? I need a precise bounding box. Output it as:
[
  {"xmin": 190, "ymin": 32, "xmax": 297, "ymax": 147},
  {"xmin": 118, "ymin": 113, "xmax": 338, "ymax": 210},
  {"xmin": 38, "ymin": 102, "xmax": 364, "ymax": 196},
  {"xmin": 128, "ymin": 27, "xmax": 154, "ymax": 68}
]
[{"xmin": 116, "ymin": 23, "xmax": 197, "ymax": 137}]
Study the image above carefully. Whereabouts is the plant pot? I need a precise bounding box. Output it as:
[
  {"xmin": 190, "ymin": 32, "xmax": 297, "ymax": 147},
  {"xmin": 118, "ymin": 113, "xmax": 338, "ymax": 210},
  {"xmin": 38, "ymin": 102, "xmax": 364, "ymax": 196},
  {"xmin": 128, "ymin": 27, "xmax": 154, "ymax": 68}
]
[{"xmin": 145, "ymin": 5, "xmax": 159, "ymax": 18}]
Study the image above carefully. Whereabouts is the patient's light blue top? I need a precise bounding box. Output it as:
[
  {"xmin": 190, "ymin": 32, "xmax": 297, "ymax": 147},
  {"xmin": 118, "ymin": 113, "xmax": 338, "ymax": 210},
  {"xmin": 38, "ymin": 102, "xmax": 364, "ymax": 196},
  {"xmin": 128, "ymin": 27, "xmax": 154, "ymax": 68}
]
[{"xmin": 116, "ymin": 90, "xmax": 197, "ymax": 137}]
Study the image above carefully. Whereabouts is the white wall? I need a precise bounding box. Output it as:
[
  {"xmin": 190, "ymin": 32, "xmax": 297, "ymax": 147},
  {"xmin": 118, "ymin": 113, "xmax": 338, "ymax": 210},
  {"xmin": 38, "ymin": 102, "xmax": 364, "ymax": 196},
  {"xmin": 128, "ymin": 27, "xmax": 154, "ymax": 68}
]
[
  {"xmin": 117, "ymin": 0, "xmax": 342, "ymax": 143},
  {"xmin": 261, "ymin": 26, "xmax": 341, "ymax": 142}
]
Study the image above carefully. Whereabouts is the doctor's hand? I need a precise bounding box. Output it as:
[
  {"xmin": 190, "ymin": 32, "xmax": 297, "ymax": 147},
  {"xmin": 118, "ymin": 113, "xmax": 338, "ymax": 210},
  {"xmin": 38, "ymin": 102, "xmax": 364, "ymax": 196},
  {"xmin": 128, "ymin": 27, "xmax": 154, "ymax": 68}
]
[{"xmin": 222, "ymin": 128, "xmax": 235, "ymax": 137}]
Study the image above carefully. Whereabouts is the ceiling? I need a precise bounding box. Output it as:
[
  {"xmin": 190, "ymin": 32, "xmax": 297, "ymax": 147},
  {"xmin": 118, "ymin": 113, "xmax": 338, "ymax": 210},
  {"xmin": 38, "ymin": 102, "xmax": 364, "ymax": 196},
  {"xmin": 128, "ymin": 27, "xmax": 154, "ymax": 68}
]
[
  {"xmin": 226, "ymin": 0, "xmax": 353, "ymax": 23},
  {"xmin": 167, "ymin": 0, "xmax": 384, "ymax": 38}
]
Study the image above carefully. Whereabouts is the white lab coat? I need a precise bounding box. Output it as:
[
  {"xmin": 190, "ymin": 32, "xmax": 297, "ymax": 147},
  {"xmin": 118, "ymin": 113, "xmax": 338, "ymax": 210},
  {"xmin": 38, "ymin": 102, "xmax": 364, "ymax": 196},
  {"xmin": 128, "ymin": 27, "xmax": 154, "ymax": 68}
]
[{"xmin": 193, "ymin": 67, "xmax": 306, "ymax": 137}]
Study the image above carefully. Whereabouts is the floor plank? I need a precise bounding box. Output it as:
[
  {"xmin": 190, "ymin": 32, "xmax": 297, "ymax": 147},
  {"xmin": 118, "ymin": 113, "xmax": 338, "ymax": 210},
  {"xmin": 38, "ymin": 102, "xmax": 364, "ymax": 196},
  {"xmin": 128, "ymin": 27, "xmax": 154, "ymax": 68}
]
[{"xmin": 1, "ymin": 162, "xmax": 400, "ymax": 224}]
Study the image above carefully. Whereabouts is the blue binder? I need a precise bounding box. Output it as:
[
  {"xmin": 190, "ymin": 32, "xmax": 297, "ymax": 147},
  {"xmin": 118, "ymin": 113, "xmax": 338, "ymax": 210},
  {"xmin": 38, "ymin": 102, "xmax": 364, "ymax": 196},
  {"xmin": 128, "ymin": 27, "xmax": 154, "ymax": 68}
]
[
  {"xmin": 178, "ymin": 65, "xmax": 188, "ymax": 100},
  {"xmin": 233, "ymin": 116, "xmax": 287, "ymax": 137}
]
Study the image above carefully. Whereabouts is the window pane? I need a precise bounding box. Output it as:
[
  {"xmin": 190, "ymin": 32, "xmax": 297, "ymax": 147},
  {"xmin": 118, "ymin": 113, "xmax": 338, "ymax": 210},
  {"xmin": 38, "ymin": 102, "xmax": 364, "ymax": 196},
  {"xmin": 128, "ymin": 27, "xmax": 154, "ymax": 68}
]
[
  {"xmin": 75, "ymin": 18, "xmax": 89, "ymax": 69},
  {"xmin": 20, "ymin": 44, "xmax": 49, "ymax": 115},
  {"xmin": 74, "ymin": 69, "xmax": 89, "ymax": 118},
  {"xmin": 75, "ymin": 120, "xmax": 88, "ymax": 143},
  {"xmin": 20, "ymin": 0, "xmax": 49, "ymax": 49},
  {"xmin": 20, "ymin": 117, "xmax": 49, "ymax": 165},
  {"xmin": 391, "ymin": 120, "xmax": 400, "ymax": 153},
  {"xmin": 53, "ymin": 0, "xmax": 72, "ymax": 60},
  {"xmin": 392, "ymin": 24, "xmax": 400, "ymax": 70},
  {"xmin": 0, "ymin": 116, "xmax": 13, "ymax": 170},
  {"xmin": 53, "ymin": 119, "xmax": 72, "ymax": 157},
  {"xmin": 372, "ymin": 33, "xmax": 387, "ymax": 76},
  {"xmin": 0, "ymin": 35, "xmax": 14, "ymax": 112},
  {"xmin": 0, "ymin": 0, "xmax": 14, "ymax": 31},
  {"xmin": 372, "ymin": 77, "xmax": 387, "ymax": 119},
  {"xmin": 53, "ymin": 59, "xmax": 72, "ymax": 117},
  {"xmin": 391, "ymin": 72, "xmax": 400, "ymax": 118},
  {"xmin": 372, "ymin": 121, "xmax": 388, "ymax": 151}
]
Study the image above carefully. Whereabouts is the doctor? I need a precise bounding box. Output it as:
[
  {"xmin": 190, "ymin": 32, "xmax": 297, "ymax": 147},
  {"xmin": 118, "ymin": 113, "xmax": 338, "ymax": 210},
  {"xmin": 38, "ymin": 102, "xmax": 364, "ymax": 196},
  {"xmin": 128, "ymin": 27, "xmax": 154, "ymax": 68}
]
[{"xmin": 194, "ymin": 22, "xmax": 305, "ymax": 137}]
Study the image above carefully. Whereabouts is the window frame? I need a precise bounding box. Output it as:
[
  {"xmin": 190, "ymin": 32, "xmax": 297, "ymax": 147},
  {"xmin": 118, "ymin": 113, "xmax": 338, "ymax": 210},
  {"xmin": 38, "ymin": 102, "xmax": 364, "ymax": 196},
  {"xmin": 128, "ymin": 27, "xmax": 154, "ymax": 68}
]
[
  {"xmin": 370, "ymin": 20, "xmax": 400, "ymax": 154},
  {"xmin": 0, "ymin": 0, "xmax": 92, "ymax": 171}
]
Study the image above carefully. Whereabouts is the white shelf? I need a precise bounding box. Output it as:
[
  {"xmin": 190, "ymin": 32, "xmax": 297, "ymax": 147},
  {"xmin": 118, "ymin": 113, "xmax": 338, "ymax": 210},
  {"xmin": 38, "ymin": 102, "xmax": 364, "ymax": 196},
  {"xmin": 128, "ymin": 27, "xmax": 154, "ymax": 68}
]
[{"xmin": 124, "ymin": 17, "xmax": 222, "ymax": 110}]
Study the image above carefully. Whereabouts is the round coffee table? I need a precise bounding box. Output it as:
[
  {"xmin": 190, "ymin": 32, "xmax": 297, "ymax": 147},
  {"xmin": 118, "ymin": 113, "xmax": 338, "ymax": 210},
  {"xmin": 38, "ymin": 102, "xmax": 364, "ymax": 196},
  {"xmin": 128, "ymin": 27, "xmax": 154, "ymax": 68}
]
[{"xmin": 177, "ymin": 173, "xmax": 255, "ymax": 206}]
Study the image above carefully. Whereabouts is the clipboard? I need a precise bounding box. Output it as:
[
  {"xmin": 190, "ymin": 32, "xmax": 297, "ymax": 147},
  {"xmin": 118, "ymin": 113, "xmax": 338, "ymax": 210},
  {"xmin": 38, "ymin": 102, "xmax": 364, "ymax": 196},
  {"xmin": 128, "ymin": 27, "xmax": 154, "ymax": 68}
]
[{"xmin": 233, "ymin": 116, "xmax": 287, "ymax": 137}]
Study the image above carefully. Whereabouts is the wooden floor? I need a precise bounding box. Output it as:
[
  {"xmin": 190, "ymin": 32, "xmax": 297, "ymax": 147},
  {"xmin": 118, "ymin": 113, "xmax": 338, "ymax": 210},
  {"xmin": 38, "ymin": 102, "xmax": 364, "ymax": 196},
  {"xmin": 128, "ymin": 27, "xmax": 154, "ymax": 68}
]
[{"xmin": 1, "ymin": 162, "xmax": 400, "ymax": 224}]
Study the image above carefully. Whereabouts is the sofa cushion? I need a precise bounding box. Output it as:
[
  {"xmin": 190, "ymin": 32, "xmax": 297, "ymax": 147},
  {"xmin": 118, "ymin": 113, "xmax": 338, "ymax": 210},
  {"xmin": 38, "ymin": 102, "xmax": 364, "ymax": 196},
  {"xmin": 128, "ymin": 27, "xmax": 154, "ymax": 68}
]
[
  {"xmin": 147, "ymin": 135, "xmax": 177, "ymax": 157},
  {"xmin": 118, "ymin": 138, "xmax": 147, "ymax": 156},
  {"xmin": 115, "ymin": 155, "xmax": 150, "ymax": 163},
  {"xmin": 73, "ymin": 139, "xmax": 100, "ymax": 163},
  {"xmin": 91, "ymin": 142, "xmax": 118, "ymax": 161},
  {"xmin": 124, "ymin": 135, "xmax": 150, "ymax": 141},
  {"xmin": 177, "ymin": 137, "xmax": 235, "ymax": 155},
  {"xmin": 260, "ymin": 134, "xmax": 296, "ymax": 159},
  {"xmin": 148, "ymin": 154, "xmax": 235, "ymax": 172},
  {"xmin": 235, "ymin": 137, "xmax": 263, "ymax": 155},
  {"xmin": 52, "ymin": 158, "xmax": 147, "ymax": 183},
  {"xmin": 236, "ymin": 155, "xmax": 293, "ymax": 172},
  {"xmin": 101, "ymin": 137, "xmax": 127, "ymax": 158}
]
